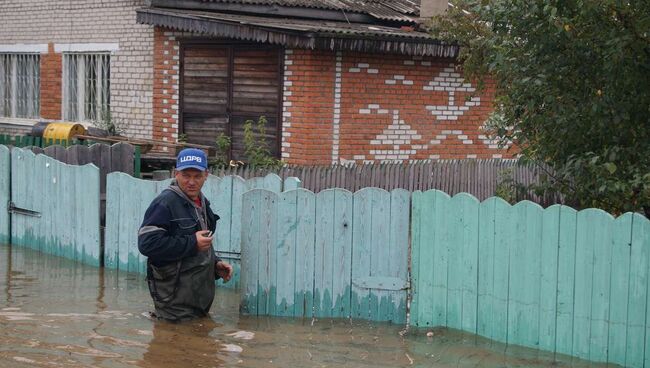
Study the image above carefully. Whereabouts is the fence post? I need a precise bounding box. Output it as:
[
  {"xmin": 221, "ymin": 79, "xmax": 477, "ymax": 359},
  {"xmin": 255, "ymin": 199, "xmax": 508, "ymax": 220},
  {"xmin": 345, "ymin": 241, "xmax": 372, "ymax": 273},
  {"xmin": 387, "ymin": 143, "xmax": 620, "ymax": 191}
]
[{"xmin": 134, "ymin": 145, "xmax": 141, "ymax": 178}]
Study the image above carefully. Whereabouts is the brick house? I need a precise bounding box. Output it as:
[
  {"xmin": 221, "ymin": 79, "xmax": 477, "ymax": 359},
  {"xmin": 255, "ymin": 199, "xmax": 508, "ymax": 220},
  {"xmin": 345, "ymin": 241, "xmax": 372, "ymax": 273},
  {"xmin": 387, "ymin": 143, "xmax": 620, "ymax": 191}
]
[
  {"xmin": 0, "ymin": 0, "xmax": 513, "ymax": 164},
  {"xmin": 0, "ymin": 0, "xmax": 154, "ymax": 140}
]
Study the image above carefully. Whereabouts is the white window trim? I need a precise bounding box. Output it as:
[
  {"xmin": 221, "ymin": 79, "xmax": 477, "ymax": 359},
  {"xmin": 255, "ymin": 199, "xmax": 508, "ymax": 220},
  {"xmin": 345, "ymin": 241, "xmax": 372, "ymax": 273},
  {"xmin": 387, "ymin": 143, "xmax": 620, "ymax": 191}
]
[
  {"xmin": 55, "ymin": 43, "xmax": 119, "ymax": 53},
  {"xmin": 0, "ymin": 44, "xmax": 48, "ymax": 54},
  {"xmin": 1, "ymin": 53, "xmax": 41, "ymax": 120},
  {"xmin": 62, "ymin": 53, "xmax": 111, "ymax": 123}
]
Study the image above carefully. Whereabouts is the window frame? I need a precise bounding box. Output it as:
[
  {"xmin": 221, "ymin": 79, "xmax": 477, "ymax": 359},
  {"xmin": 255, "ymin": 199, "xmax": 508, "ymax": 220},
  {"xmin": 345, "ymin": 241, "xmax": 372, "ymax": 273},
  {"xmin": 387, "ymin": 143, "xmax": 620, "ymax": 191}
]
[
  {"xmin": 0, "ymin": 53, "xmax": 41, "ymax": 119},
  {"xmin": 62, "ymin": 52, "xmax": 110, "ymax": 123}
]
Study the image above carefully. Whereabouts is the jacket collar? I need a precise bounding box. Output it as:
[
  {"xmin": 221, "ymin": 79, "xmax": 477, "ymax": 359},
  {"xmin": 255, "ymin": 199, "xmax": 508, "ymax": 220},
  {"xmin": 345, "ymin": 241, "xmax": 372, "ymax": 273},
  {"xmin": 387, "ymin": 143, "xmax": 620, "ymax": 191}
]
[{"xmin": 167, "ymin": 180, "xmax": 207, "ymax": 208}]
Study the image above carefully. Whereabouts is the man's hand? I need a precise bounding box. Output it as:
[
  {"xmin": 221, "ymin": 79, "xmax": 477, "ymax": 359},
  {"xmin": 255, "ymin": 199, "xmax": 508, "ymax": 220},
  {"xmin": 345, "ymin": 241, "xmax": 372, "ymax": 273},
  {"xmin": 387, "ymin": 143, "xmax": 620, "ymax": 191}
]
[
  {"xmin": 195, "ymin": 230, "xmax": 213, "ymax": 252},
  {"xmin": 216, "ymin": 261, "xmax": 233, "ymax": 282}
]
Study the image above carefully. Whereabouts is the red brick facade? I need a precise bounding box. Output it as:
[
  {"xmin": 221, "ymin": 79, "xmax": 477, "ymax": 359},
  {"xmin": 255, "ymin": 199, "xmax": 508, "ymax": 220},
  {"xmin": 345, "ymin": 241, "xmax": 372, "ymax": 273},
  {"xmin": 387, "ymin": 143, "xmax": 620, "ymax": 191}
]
[
  {"xmin": 152, "ymin": 27, "xmax": 514, "ymax": 163},
  {"xmin": 39, "ymin": 43, "xmax": 62, "ymax": 120},
  {"xmin": 282, "ymin": 51, "xmax": 513, "ymax": 165}
]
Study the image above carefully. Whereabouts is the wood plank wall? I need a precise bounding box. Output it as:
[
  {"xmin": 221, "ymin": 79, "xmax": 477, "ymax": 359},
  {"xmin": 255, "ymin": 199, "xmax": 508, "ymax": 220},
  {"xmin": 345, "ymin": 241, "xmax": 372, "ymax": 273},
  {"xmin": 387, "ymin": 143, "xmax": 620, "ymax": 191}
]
[
  {"xmin": 0, "ymin": 145, "xmax": 9, "ymax": 244},
  {"xmin": 8, "ymin": 148, "xmax": 101, "ymax": 266},
  {"xmin": 240, "ymin": 188, "xmax": 410, "ymax": 323},
  {"xmin": 104, "ymin": 172, "xmax": 300, "ymax": 289},
  {"xmin": 410, "ymin": 190, "xmax": 650, "ymax": 367},
  {"xmin": 213, "ymin": 159, "xmax": 562, "ymax": 206}
]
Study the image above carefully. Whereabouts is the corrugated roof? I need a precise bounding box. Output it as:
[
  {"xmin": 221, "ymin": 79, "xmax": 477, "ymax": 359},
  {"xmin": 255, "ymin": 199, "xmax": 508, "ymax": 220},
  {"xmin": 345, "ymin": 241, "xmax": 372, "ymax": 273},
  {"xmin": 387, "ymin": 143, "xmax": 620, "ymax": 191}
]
[
  {"xmin": 198, "ymin": 0, "xmax": 421, "ymax": 21},
  {"xmin": 137, "ymin": 7, "xmax": 458, "ymax": 57}
]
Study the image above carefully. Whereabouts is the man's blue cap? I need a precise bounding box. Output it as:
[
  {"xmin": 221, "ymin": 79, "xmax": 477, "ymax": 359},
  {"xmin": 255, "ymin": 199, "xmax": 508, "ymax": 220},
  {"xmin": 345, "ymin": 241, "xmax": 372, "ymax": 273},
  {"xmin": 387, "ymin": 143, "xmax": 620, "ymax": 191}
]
[{"xmin": 176, "ymin": 148, "xmax": 208, "ymax": 171}]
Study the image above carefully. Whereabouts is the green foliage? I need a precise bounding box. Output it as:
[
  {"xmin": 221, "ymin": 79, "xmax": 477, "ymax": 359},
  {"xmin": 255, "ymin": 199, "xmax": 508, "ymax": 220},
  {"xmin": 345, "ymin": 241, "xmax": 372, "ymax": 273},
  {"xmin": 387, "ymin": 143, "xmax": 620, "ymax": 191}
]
[
  {"xmin": 243, "ymin": 116, "xmax": 283, "ymax": 170},
  {"xmin": 93, "ymin": 109, "xmax": 124, "ymax": 136},
  {"xmin": 494, "ymin": 168, "xmax": 528, "ymax": 204},
  {"xmin": 177, "ymin": 133, "xmax": 188, "ymax": 143},
  {"xmin": 430, "ymin": 0, "xmax": 650, "ymax": 216},
  {"xmin": 209, "ymin": 133, "xmax": 231, "ymax": 168}
]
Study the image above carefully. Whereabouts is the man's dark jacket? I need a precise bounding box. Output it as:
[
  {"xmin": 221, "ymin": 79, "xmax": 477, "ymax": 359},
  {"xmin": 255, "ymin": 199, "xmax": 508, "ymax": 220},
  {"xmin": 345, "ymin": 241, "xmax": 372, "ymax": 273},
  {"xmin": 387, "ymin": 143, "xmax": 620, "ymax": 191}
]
[{"xmin": 138, "ymin": 182, "xmax": 220, "ymax": 321}]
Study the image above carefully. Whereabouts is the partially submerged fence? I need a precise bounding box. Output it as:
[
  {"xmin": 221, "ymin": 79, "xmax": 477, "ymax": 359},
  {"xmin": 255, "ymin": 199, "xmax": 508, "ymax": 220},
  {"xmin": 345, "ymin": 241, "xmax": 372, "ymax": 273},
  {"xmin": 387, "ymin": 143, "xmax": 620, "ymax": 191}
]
[
  {"xmin": 410, "ymin": 191, "xmax": 650, "ymax": 367},
  {"xmin": 3, "ymin": 143, "xmax": 650, "ymax": 367},
  {"xmin": 241, "ymin": 188, "xmax": 650, "ymax": 367},
  {"xmin": 214, "ymin": 159, "xmax": 562, "ymax": 206},
  {"xmin": 104, "ymin": 173, "xmax": 301, "ymax": 289},
  {"xmin": 0, "ymin": 146, "xmax": 9, "ymax": 244},
  {"xmin": 240, "ymin": 188, "xmax": 409, "ymax": 323},
  {"xmin": 6, "ymin": 148, "xmax": 101, "ymax": 265}
]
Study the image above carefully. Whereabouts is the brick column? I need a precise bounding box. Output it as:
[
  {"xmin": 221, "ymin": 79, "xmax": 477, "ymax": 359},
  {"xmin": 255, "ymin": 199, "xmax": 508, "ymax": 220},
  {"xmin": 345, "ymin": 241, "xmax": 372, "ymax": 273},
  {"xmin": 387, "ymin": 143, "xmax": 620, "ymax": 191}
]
[
  {"xmin": 40, "ymin": 42, "xmax": 61, "ymax": 120},
  {"xmin": 152, "ymin": 27, "xmax": 180, "ymax": 154}
]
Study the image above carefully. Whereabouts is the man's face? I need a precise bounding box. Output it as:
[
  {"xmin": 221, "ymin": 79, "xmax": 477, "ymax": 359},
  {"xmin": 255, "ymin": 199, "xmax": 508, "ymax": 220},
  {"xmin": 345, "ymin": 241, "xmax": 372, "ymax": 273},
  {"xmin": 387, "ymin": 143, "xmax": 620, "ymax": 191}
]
[{"xmin": 174, "ymin": 168, "xmax": 208, "ymax": 200}]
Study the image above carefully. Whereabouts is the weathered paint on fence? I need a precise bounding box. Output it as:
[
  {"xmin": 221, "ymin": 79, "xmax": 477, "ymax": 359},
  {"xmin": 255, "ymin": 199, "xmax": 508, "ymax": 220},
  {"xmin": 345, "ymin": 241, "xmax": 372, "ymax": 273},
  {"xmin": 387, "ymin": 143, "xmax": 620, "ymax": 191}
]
[
  {"xmin": 9, "ymin": 148, "xmax": 101, "ymax": 266},
  {"xmin": 0, "ymin": 145, "xmax": 9, "ymax": 243},
  {"xmin": 240, "ymin": 188, "xmax": 409, "ymax": 323},
  {"xmin": 410, "ymin": 189, "xmax": 650, "ymax": 367},
  {"xmin": 104, "ymin": 172, "xmax": 299, "ymax": 288}
]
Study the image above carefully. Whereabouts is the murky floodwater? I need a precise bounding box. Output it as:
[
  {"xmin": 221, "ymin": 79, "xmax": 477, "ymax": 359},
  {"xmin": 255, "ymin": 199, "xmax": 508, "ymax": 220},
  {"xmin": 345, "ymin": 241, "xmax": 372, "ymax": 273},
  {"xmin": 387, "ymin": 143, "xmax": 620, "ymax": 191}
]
[{"xmin": 0, "ymin": 244, "xmax": 614, "ymax": 368}]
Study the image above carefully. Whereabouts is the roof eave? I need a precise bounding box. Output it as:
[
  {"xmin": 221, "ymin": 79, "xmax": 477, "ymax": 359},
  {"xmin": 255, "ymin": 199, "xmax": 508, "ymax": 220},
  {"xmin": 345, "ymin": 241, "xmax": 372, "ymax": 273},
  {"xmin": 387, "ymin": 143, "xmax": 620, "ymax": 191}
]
[{"xmin": 136, "ymin": 9, "xmax": 459, "ymax": 58}]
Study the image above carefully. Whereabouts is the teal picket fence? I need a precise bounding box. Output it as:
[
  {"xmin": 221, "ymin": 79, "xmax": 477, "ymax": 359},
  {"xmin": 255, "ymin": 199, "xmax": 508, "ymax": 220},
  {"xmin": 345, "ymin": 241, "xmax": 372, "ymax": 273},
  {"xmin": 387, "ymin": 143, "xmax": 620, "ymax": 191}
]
[
  {"xmin": 9, "ymin": 148, "xmax": 101, "ymax": 266},
  {"xmin": 240, "ymin": 188, "xmax": 409, "ymax": 323},
  {"xmin": 0, "ymin": 145, "xmax": 9, "ymax": 244},
  {"xmin": 410, "ymin": 190, "xmax": 650, "ymax": 367},
  {"xmin": 104, "ymin": 172, "xmax": 301, "ymax": 288}
]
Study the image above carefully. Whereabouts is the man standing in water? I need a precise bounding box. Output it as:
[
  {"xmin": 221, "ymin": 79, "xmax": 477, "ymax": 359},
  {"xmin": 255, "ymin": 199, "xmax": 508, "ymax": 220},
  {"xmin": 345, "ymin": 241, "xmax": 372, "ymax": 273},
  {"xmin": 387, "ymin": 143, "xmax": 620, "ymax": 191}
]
[{"xmin": 138, "ymin": 148, "xmax": 233, "ymax": 321}]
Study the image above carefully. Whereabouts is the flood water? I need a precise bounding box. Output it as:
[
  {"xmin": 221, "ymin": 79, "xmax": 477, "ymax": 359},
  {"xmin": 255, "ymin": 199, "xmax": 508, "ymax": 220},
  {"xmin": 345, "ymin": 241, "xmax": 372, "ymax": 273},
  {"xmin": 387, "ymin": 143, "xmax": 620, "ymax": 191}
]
[{"xmin": 0, "ymin": 244, "xmax": 615, "ymax": 368}]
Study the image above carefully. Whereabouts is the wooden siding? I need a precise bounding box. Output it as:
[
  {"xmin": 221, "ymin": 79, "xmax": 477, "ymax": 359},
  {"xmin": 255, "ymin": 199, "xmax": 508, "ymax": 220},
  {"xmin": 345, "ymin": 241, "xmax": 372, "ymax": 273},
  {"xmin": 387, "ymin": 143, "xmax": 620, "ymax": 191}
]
[
  {"xmin": 213, "ymin": 160, "xmax": 563, "ymax": 206},
  {"xmin": 181, "ymin": 45, "xmax": 281, "ymax": 159},
  {"xmin": 240, "ymin": 188, "xmax": 409, "ymax": 323},
  {"xmin": 9, "ymin": 148, "xmax": 101, "ymax": 266}
]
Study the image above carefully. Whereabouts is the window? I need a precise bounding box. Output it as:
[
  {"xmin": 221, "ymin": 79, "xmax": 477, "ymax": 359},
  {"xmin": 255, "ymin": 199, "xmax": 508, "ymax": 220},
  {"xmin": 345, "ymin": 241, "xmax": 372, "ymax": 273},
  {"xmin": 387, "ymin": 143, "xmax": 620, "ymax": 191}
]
[
  {"xmin": 0, "ymin": 53, "xmax": 40, "ymax": 118},
  {"xmin": 63, "ymin": 53, "xmax": 110, "ymax": 122}
]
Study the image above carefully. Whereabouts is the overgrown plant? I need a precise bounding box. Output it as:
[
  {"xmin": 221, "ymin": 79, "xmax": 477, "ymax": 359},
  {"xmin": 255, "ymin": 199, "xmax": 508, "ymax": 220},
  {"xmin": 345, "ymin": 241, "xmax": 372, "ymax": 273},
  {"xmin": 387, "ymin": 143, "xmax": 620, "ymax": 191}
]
[
  {"xmin": 429, "ymin": 0, "xmax": 650, "ymax": 216},
  {"xmin": 93, "ymin": 109, "xmax": 125, "ymax": 136},
  {"xmin": 209, "ymin": 133, "xmax": 231, "ymax": 168},
  {"xmin": 243, "ymin": 116, "xmax": 283, "ymax": 169},
  {"xmin": 495, "ymin": 168, "xmax": 526, "ymax": 204}
]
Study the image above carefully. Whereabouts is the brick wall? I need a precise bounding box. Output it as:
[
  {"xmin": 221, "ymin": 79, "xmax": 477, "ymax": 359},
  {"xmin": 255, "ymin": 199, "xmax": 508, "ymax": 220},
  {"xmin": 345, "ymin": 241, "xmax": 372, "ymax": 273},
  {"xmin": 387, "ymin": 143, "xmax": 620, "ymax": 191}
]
[
  {"xmin": 0, "ymin": 0, "xmax": 154, "ymax": 139},
  {"xmin": 40, "ymin": 43, "xmax": 62, "ymax": 121},
  {"xmin": 281, "ymin": 49, "xmax": 337, "ymax": 165},
  {"xmin": 152, "ymin": 28, "xmax": 182, "ymax": 154},
  {"xmin": 283, "ymin": 50, "xmax": 514, "ymax": 164}
]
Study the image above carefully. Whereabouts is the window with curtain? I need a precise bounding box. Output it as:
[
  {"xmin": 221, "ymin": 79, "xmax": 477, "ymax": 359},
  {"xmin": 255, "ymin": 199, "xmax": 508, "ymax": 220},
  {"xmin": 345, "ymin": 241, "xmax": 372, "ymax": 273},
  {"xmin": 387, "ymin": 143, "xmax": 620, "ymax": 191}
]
[
  {"xmin": 0, "ymin": 53, "xmax": 40, "ymax": 119},
  {"xmin": 63, "ymin": 53, "xmax": 110, "ymax": 122}
]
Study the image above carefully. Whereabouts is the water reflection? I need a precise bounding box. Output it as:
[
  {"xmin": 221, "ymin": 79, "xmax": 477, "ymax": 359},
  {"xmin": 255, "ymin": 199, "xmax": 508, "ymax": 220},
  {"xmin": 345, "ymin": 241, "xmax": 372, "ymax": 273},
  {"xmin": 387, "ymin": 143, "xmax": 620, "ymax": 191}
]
[{"xmin": 0, "ymin": 244, "xmax": 617, "ymax": 368}]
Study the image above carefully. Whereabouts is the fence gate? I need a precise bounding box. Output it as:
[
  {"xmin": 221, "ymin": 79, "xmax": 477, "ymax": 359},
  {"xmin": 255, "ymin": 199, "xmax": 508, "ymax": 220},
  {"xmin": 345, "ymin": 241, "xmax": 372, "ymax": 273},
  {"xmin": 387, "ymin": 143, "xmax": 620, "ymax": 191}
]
[
  {"xmin": 9, "ymin": 148, "xmax": 100, "ymax": 265},
  {"xmin": 240, "ymin": 187, "xmax": 410, "ymax": 323}
]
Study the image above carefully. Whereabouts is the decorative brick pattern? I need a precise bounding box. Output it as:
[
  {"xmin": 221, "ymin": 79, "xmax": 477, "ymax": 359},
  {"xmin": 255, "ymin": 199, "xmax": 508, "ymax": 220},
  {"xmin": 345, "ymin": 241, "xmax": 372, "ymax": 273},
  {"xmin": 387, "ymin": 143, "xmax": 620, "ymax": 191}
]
[
  {"xmin": 284, "ymin": 51, "xmax": 515, "ymax": 164},
  {"xmin": 331, "ymin": 51, "xmax": 343, "ymax": 163},
  {"xmin": 152, "ymin": 29, "xmax": 182, "ymax": 153},
  {"xmin": 281, "ymin": 49, "xmax": 294, "ymax": 160}
]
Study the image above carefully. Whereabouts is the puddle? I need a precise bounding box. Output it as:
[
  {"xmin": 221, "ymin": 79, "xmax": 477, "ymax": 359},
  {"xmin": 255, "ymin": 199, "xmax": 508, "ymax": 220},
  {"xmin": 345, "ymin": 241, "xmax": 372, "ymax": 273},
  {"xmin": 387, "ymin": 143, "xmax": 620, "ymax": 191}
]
[{"xmin": 0, "ymin": 244, "xmax": 616, "ymax": 367}]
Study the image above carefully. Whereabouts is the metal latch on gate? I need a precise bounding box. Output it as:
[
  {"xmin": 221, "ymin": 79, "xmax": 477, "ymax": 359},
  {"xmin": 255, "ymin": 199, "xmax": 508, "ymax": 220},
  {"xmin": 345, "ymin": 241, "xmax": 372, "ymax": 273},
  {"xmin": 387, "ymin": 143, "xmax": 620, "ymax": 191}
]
[
  {"xmin": 7, "ymin": 201, "xmax": 41, "ymax": 217},
  {"xmin": 215, "ymin": 250, "xmax": 241, "ymax": 261},
  {"xmin": 352, "ymin": 276, "xmax": 409, "ymax": 291}
]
